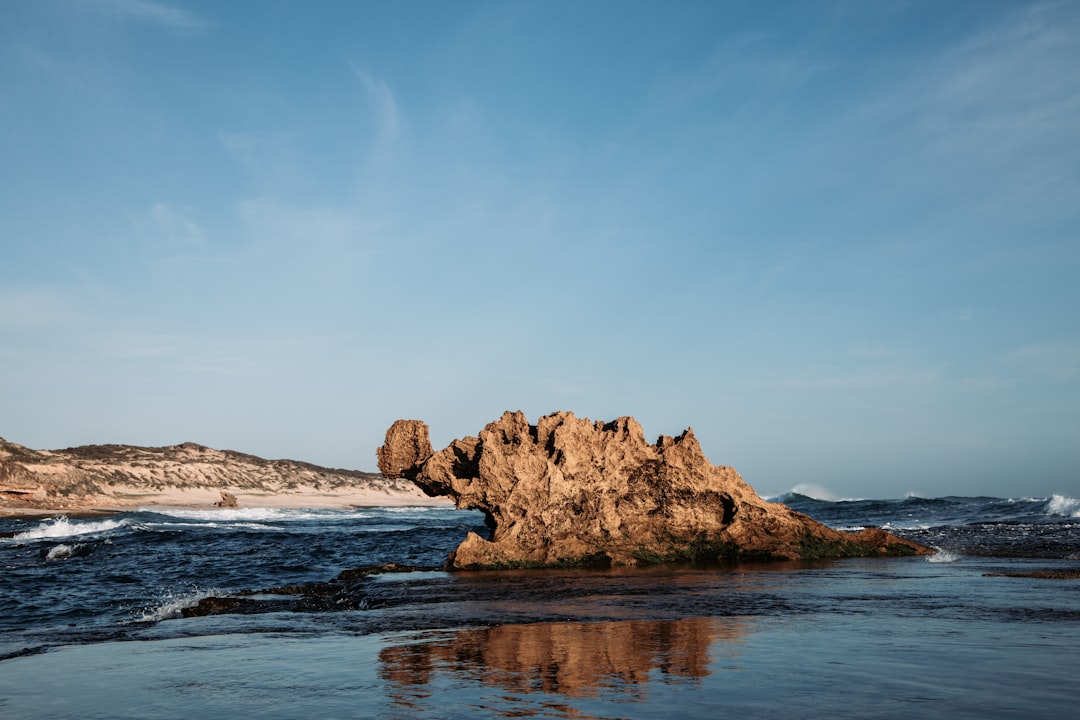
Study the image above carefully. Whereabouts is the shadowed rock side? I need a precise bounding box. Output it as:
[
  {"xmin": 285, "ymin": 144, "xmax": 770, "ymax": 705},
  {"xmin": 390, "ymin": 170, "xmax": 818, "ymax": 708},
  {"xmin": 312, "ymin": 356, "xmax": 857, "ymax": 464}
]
[{"xmin": 379, "ymin": 411, "xmax": 932, "ymax": 569}]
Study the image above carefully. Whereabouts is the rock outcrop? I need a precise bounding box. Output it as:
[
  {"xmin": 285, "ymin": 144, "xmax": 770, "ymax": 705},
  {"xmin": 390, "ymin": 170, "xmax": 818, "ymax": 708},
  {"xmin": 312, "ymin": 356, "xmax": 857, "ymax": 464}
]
[
  {"xmin": 378, "ymin": 411, "xmax": 931, "ymax": 569},
  {"xmin": 215, "ymin": 491, "xmax": 239, "ymax": 508},
  {"xmin": 376, "ymin": 420, "xmax": 433, "ymax": 479}
]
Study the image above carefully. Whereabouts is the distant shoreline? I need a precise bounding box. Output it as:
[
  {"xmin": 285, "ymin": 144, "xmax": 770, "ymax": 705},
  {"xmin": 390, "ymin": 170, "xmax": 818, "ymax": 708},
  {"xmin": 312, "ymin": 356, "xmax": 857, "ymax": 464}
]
[
  {"xmin": 0, "ymin": 487, "xmax": 454, "ymax": 519},
  {"xmin": 1, "ymin": 435, "xmax": 454, "ymax": 519}
]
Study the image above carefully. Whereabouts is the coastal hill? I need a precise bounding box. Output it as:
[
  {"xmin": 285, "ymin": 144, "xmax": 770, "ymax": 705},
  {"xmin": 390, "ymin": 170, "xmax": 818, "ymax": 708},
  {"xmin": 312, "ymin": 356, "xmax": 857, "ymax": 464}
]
[{"xmin": 0, "ymin": 436, "xmax": 441, "ymax": 515}]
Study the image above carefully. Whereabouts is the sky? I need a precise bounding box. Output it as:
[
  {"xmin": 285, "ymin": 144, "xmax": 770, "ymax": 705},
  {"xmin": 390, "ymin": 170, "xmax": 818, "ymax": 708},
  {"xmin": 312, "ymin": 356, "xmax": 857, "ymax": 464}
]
[{"xmin": 1, "ymin": 0, "xmax": 1078, "ymax": 500}]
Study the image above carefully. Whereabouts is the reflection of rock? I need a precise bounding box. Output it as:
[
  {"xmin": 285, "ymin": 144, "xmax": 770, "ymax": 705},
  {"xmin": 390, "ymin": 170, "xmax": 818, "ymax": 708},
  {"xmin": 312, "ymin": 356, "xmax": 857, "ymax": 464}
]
[
  {"xmin": 379, "ymin": 411, "xmax": 931, "ymax": 569},
  {"xmin": 380, "ymin": 617, "xmax": 743, "ymax": 700}
]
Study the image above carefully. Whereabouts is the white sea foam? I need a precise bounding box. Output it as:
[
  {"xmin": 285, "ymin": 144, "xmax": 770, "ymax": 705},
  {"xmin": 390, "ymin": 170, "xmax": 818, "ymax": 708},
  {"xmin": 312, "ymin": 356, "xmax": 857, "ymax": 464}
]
[
  {"xmin": 135, "ymin": 586, "xmax": 223, "ymax": 623},
  {"xmin": 882, "ymin": 521, "xmax": 931, "ymax": 531},
  {"xmin": 789, "ymin": 483, "xmax": 839, "ymax": 501},
  {"xmin": 143, "ymin": 507, "xmax": 375, "ymax": 522},
  {"xmin": 1046, "ymin": 495, "xmax": 1080, "ymax": 518},
  {"xmin": 148, "ymin": 520, "xmax": 277, "ymax": 532},
  {"xmin": 927, "ymin": 549, "xmax": 960, "ymax": 563},
  {"xmin": 45, "ymin": 543, "xmax": 83, "ymax": 561},
  {"xmin": 12, "ymin": 516, "xmax": 129, "ymax": 541}
]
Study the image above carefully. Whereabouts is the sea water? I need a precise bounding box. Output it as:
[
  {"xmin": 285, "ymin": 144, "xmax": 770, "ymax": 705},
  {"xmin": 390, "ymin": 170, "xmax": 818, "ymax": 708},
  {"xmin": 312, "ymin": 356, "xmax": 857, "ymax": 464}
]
[{"xmin": 1, "ymin": 498, "xmax": 1078, "ymax": 718}]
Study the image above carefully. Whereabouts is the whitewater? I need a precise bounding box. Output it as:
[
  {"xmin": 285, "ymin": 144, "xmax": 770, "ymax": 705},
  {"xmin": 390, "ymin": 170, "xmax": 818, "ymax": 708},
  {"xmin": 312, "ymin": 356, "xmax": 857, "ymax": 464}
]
[{"xmin": 1, "ymin": 496, "xmax": 1077, "ymax": 719}]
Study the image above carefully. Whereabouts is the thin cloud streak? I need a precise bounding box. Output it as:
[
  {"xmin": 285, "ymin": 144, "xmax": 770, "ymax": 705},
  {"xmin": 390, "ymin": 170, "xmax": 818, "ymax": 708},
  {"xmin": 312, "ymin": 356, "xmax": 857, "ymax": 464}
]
[
  {"xmin": 149, "ymin": 202, "xmax": 205, "ymax": 245},
  {"xmin": 350, "ymin": 65, "xmax": 401, "ymax": 142},
  {"xmin": 753, "ymin": 370, "xmax": 941, "ymax": 390},
  {"xmin": 857, "ymin": 2, "xmax": 1080, "ymax": 172},
  {"xmin": 87, "ymin": 0, "xmax": 209, "ymax": 31}
]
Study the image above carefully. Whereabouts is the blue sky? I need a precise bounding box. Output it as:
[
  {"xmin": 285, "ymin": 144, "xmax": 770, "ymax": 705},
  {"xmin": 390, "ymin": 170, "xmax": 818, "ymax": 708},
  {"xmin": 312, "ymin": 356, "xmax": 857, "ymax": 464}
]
[{"xmin": 2, "ymin": 0, "xmax": 1077, "ymax": 500}]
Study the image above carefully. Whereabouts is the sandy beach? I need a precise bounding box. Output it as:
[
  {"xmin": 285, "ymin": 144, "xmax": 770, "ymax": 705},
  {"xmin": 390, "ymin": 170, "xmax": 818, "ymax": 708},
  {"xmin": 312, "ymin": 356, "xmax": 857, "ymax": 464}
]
[
  {"xmin": 0, "ymin": 436, "xmax": 454, "ymax": 518},
  {"xmin": 0, "ymin": 484, "xmax": 453, "ymax": 518}
]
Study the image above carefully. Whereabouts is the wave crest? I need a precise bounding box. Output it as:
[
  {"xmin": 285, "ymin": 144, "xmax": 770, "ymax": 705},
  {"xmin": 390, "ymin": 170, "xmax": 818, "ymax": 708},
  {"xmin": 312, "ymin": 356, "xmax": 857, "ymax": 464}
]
[
  {"xmin": 135, "ymin": 586, "xmax": 224, "ymax": 623},
  {"xmin": 142, "ymin": 507, "xmax": 375, "ymax": 522},
  {"xmin": 45, "ymin": 543, "xmax": 87, "ymax": 561},
  {"xmin": 11, "ymin": 516, "xmax": 129, "ymax": 541},
  {"xmin": 1046, "ymin": 495, "xmax": 1080, "ymax": 518}
]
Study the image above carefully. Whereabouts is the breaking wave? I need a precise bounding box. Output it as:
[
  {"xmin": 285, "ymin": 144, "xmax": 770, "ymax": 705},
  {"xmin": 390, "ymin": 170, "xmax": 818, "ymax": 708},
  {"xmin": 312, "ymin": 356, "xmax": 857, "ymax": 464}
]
[
  {"xmin": 135, "ymin": 586, "xmax": 224, "ymax": 623},
  {"xmin": 1045, "ymin": 495, "xmax": 1080, "ymax": 518},
  {"xmin": 45, "ymin": 543, "xmax": 86, "ymax": 561},
  {"xmin": 11, "ymin": 516, "xmax": 130, "ymax": 541},
  {"xmin": 142, "ymin": 507, "xmax": 376, "ymax": 522}
]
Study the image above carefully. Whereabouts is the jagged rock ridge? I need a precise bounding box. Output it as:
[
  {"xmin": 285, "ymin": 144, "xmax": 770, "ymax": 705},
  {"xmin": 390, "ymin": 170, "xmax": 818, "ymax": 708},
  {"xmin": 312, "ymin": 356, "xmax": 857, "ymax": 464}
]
[{"xmin": 379, "ymin": 411, "xmax": 931, "ymax": 569}]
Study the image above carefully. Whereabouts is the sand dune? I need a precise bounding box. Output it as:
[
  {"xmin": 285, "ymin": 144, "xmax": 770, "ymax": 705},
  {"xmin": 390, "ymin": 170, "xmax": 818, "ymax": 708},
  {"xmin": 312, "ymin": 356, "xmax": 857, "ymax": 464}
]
[{"xmin": 0, "ymin": 437, "xmax": 447, "ymax": 516}]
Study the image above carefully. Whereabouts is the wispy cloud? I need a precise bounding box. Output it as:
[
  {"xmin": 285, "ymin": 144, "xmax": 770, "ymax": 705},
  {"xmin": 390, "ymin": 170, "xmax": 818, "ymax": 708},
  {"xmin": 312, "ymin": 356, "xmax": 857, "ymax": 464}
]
[
  {"xmin": 940, "ymin": 309, "xmax": 973, "ymax": 322},
  {"xmin": 350, "ymin": 65, "xmax": 401, "ymax": 142},
  {"xmin": 237, "ymin": 198, "xmax": 378, "ymax": 252},
  {"xmin": 234, "ymin": 199, "xmax": 386, "ymax": 290},
  {"xmin": 150, "ymin": 202, "xmax": 205, "ymax": 244},
  {"xmin": 754, "ymin": 369, "xmax": 940, "ymax": 390},
  {"xmin": 126, "ymin": 202, "xmax": 205, "ymax": 246},
  {"xmin": 87, "ymin": 0, "xmax": 209, "ymax": 32},
  {"xmin": 859, "ymin": 1, "xmax": 1080, "ymax": 200}
]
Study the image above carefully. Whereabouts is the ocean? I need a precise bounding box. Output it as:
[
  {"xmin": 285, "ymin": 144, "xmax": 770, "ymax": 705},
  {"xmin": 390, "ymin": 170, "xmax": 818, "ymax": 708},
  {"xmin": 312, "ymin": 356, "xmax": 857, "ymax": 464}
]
[{"xmin": 1, "ymin": 495, "xmax": 1078, "ymax": 719}]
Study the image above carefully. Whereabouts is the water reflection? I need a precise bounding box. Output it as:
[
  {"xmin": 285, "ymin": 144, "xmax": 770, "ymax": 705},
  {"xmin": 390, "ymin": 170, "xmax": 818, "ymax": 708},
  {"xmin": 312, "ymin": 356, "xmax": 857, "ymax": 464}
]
[{"xmin": 380, "ymin": 616, "xmax": 750, "ymax": 715}]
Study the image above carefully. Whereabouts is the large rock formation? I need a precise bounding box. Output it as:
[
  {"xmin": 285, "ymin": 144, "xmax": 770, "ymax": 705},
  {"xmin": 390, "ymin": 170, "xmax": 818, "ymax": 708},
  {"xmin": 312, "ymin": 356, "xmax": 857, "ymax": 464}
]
[{"xmin": 379, "ymin": 411, "xmax": 931, "ymax": 569}]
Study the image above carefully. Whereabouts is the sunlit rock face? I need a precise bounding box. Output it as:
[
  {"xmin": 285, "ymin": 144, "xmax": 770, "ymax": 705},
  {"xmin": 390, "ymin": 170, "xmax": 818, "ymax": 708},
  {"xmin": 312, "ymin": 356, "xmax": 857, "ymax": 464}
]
[
  {"xmin": 376, "ymin": 420, "xmax": 433, "ymax": 480},
  {"xmin": 378, "ymin": 411, "xmax": 931, "ymax": 569}
]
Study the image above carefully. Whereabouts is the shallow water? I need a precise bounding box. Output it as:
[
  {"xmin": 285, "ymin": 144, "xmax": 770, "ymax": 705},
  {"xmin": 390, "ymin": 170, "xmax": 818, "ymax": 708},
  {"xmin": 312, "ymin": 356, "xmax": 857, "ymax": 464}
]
[{"xmin": 2, "ymin": 500, "xmax": 1078, "ymax": 718}]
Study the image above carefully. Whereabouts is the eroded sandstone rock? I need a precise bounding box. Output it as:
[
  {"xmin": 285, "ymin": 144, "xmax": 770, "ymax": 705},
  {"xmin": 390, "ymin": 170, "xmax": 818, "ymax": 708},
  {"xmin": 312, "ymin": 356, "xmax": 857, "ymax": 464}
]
[
  {"xmin": 215, "ymin": 491, "xmax": 238, "ymax": 508},
  {"xmin": 378, "ymin": 411, "xmax": 931, "ymax": 569},
  {"xmin": 376, "ymin": 420, "xmax": 433, "ymax": 479}
]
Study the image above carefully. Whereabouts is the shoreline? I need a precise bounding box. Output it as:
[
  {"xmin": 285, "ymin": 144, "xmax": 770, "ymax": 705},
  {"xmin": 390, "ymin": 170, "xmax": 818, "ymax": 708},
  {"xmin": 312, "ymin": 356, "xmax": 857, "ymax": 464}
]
[{"xmin": 0, "ymin": 486, "xmax": 454, "ymax": 519}]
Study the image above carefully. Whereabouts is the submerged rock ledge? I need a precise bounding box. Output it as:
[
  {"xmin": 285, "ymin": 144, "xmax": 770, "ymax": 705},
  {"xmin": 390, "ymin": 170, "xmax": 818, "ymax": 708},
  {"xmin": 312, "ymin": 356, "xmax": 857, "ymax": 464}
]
[{"xmin": 379, "ymin": 411, "xmax": 932, "ymax": 569}]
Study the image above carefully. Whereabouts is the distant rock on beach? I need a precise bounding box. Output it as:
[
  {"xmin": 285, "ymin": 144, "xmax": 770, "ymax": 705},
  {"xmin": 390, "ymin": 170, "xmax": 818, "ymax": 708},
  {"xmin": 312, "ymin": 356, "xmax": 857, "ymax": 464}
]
[
  {"xmin": 0, "ymin": 436, "xmax": 437, "ymax": 514},
  {"xmin": 379, "ymin": 411, "xmax": 932, "ymax": 569}
]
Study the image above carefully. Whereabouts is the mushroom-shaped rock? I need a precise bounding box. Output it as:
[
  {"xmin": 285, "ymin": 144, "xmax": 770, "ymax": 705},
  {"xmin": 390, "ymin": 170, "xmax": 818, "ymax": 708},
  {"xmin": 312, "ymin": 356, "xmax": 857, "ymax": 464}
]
[
  {"xmin": 379, "ymin": 411, "xmax": 932, "ymax": 569},
  {"xmin": 376, "ymin": 419, "xmax": 433, "ymax": 479}
]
